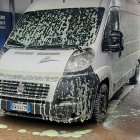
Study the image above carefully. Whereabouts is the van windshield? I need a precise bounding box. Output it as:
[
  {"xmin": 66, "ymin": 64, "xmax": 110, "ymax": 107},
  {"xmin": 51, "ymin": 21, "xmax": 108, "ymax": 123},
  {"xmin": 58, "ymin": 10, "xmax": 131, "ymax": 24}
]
[{"xmin": 7, "ymin": 7, "xmax": 104, "ymax": 49}]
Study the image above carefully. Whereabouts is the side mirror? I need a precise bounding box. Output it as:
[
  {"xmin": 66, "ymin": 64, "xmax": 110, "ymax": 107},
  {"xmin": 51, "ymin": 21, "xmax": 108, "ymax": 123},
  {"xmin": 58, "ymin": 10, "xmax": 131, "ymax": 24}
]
[{"xmin": 102, "ymin": 30, "xmax": 124, "ymax": 52}]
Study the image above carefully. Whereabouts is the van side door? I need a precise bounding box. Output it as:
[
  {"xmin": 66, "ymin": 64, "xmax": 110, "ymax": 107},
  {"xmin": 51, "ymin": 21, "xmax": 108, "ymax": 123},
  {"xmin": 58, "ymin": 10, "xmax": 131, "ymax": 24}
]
[{"xmin": 120, "ymin": 9, "xmax": 140, "ymax": 85}]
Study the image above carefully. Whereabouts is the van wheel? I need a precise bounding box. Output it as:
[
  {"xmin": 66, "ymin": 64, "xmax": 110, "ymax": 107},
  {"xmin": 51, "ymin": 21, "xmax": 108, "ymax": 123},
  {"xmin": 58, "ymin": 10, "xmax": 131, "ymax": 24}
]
[
  {"xmin": 129, "ymin": 65, "xmax": 140, "ymax": 85},
  {"xmin": 92, "ymin": 83, "xmax": 108, "ymax": 123}
]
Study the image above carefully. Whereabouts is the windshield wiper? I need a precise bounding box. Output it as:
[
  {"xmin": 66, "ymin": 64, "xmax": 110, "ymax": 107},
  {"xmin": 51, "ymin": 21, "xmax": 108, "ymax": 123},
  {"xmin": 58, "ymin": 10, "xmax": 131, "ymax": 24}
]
[
  {"xmin": 26, "ymin": 44, "xmax": 83, "ymax": 52},
  {"xmin": 7, "ymin": 39, "xmax": 25, "ymax": 48},
  {"xmin": 26, "ymin": 44, "xmax": 63, "ymax": 50}
]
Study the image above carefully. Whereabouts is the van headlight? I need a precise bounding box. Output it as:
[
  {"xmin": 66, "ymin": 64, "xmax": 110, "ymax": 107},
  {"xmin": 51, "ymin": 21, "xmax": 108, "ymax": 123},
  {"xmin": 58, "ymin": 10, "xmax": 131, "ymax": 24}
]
[{"xmin": 64, "ymin": 49, "xmax": 95, "ymax": 73}]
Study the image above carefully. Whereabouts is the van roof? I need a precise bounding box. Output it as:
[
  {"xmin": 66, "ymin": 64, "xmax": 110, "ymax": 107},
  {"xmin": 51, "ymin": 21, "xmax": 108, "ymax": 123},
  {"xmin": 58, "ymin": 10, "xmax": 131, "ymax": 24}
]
[{"xmin": 27, "ymin": 0, "xmax": 102, "ymax": 12}]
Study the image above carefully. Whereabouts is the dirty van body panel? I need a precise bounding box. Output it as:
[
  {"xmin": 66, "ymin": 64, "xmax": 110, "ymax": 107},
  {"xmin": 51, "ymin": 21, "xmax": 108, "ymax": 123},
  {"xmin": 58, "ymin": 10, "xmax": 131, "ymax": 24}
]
[
  {"xmin": 0, "ymin": 49, "xmax": 76, "ymax": 76},
  {"xmin": 0, "ymin": 51, "xmax": 101, "ymax": 122},
  {"xmin": 0, "ymin": 0, "xmax": 140, "ymax": 123},
  {"xmin": 0, "ymin": 4, "xmax": 106, "ymax": 123},
  {"xmin": 0, "ymin": 66, "xmax": 99, "ymax": 123}
]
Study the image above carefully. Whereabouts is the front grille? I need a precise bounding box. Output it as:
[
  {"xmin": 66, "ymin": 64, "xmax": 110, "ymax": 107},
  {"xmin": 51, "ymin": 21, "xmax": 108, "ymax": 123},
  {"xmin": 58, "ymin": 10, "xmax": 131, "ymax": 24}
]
[{"xmin": 0, "ymin": 80, "xmax": 50, "ymax": 101}]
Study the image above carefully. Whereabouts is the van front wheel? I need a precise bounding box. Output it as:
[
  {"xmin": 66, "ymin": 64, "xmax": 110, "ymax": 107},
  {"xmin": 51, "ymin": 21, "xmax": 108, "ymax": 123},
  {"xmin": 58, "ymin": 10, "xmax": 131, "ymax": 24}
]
[
  {"xmin": 129, "ymin": 65, "xmax": 140, "ymax": 85},
  {"xmin": 92, "ymin": 83, "xmax": 108, "ymax": 123}
]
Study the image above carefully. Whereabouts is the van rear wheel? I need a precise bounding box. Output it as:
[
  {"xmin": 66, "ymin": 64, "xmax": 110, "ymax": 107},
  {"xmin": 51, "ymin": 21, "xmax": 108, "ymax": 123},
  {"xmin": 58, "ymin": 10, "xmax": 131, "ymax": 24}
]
[
  {"xmin": 92, "ymin": 83, "xmax": 108, "ymax": 123},
  {"xmin": 129, "ymin": 65, "xmax": 140, "ymax": 85}
]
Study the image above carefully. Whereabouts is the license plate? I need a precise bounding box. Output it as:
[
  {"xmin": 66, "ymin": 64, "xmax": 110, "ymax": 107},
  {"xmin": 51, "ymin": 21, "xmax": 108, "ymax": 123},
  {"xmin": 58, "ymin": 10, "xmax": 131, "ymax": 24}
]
[{"xmin": 10, "ymin": 102, "xmax": 30, "ymax": 113}]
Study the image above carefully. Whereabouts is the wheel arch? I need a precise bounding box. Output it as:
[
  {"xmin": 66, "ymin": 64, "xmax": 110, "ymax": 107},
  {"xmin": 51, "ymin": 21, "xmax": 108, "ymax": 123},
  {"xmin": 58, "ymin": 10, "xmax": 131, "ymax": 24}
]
[{"xmin": 95, "ymin": 66, "xmax": 113, "ymax": 100}]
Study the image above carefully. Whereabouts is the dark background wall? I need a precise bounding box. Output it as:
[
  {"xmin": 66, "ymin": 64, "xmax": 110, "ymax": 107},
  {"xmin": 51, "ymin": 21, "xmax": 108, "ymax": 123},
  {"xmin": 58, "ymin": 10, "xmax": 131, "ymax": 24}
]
[{"xmin": 0, "ymin": 0, "xmax": 33, "ymax": 49}]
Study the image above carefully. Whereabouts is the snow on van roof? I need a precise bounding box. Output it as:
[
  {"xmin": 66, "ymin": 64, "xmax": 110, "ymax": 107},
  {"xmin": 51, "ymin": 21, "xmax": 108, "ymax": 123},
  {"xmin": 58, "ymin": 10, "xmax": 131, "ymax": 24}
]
[{"xmin": 27, "ymin": 0, "xmax": 102, "ymax": 12}]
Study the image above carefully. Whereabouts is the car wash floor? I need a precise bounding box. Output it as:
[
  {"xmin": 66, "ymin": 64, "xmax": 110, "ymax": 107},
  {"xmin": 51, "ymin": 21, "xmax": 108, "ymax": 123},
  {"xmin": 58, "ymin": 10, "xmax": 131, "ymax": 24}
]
[{"xmin": 0, "ymin": 83, "xmax": 140, "ymax": 140}]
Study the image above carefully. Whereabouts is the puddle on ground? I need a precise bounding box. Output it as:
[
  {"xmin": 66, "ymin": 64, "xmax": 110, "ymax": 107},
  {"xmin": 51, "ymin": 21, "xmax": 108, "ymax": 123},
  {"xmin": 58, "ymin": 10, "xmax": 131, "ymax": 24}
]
[
  {"xmin": 32, "ymin": 132, "xmax": 40, "ymax": 136},
  {"xmin": 32, "ymin": 129, "xmax": 92, "ymax": 138},
  {"xmin": 7, "ymin": 128, "xmax": 12, "ymax": 131},
  {"xmin": 0, "ymin": 124, "xmax": 8, "ymax": 129},
  {"xmin": 18, "ymin": 129, "xmax": 27, "ymax": 133}
]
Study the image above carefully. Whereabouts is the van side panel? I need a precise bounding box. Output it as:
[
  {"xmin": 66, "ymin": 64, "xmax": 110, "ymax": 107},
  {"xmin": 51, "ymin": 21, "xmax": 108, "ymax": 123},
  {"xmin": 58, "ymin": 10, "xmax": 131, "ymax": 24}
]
[
  {"xmin": 93, "ymin": 0, "xmax": 140, "ymax": 99},
  {"xmin": 120, "ymin": 1, "xmax": 140, "ymax": 85},
  {"xmin": 120, "ymin": 11, "xmax": 140, "ymax": 84}
]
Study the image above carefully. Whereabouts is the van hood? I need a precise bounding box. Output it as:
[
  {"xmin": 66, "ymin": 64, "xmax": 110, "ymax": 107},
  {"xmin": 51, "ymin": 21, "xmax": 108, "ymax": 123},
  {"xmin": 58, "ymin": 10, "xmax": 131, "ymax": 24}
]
[{"xmin": 0, "ymin": 49, "xmax": 75, "ymax": 83}]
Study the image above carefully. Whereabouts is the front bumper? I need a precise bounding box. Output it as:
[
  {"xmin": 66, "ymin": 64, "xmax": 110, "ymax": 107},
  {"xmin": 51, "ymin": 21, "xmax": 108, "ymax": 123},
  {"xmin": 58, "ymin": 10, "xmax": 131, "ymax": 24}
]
[
  {"xmin": 0, "ymin": 67, "xmax": 99, "ymax": 123},
  {"xmin": 1, "ymin": 99, "xmax": 81, "ymax": 123}
]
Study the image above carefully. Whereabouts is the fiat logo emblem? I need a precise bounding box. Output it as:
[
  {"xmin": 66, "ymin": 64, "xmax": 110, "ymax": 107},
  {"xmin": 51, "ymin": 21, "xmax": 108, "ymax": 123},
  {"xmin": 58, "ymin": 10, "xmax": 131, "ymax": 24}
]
[{"xmin": 17, "ymin": 82, "xmax": 25, "ymax": 95}]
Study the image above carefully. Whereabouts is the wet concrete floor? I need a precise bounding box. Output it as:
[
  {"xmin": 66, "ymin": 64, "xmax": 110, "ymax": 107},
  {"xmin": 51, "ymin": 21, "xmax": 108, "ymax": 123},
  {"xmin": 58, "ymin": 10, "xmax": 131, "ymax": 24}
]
[{"xmin": 0, "ymin": 83, "xmax": 140, "ymax": 140}]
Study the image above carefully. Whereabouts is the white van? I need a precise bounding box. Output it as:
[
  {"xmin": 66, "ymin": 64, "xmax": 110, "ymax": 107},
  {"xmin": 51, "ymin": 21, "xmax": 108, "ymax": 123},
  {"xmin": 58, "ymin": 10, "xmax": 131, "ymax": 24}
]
[{"xmin": 0, "ymin": 0, "xmax": 140, "ymax": 123}]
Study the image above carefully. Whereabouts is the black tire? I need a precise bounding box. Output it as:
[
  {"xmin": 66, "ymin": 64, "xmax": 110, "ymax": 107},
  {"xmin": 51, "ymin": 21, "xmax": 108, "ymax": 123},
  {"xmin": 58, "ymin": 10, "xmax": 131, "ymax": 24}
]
[
  {"xmin": 92, "ymin": 83, "xmax": 108, "ymax": 123},
  {"xmin": 129, "ymin": 65, "xmax": 140, "ymax": 85}
]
